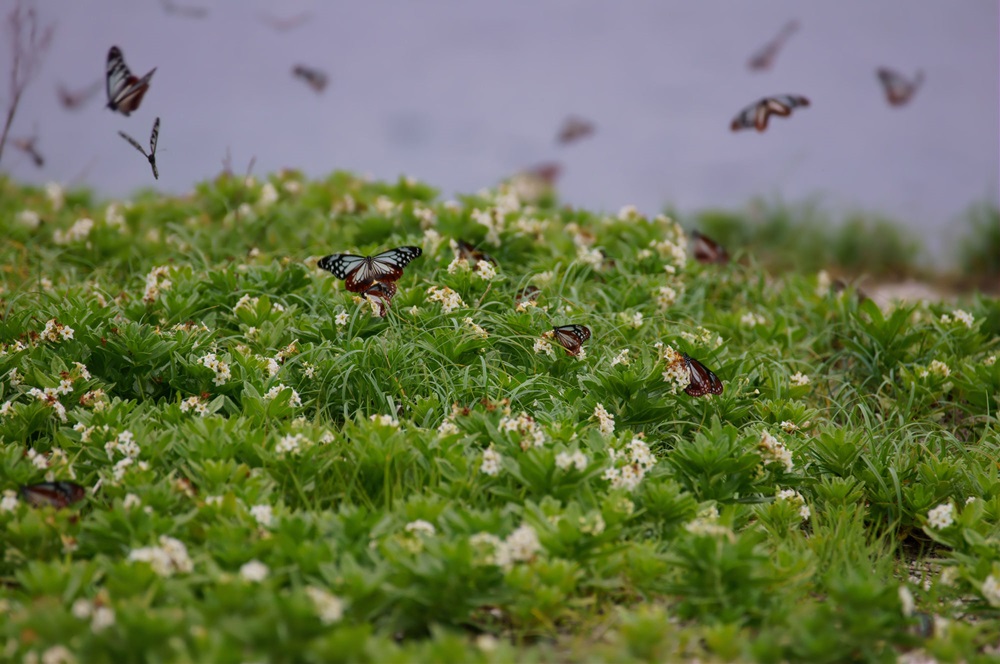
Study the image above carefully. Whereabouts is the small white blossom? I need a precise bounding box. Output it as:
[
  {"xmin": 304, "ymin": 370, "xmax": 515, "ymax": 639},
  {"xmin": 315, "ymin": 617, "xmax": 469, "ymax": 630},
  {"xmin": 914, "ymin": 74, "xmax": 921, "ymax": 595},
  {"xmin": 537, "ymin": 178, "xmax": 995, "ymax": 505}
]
[
  {"xmin": 275, "ymin": 433, "xmax": 305, "ymax": 457},
  {"xmin": 982, "ymin": 575, "xmax": 1000, "ymax": 608},
  {"xmin": 0, "ymin": 490, "xmax": 18, "ymax": 513},
  {"xmin": 426, "ymin": 286, "xmax": 467, "ymax": 313},
  {"xmin": 474, "ymin": 260, "xmax": 497, "ymax": 281},
  {"xmin": 40, "ymin": 645, "xmax": 76, "ymax": 664},
  {"xmin": 239, "ymin": 560, "xmax": 269, "ymax": 583},
  {"xmin": 90, "ymin": 606, "xmax": 116, "ymax": 633},
  {"xmin": 533, "ymin": 338, "xmax": 555, "ymax": 358},
  {"xmin": 463, "ymin": 317, "xmax": 489, "ymax": 339},
  {"xmin": 610, "ymin": 349, "xmax": 631, "ymax": 367},
  {"xmin": 918, "ymin": 360, "xmax": 951, "ymax": 379},
  {"xmin": 759, "ymin": 431, "xmax": 794, "ymax": 472},
  {"xmin": 123, "ymin": 494, "xmax": 142, "ymax": 510},
  {"xmin": 555, "ymin": 450, "xmax": 588, "ymax": 472},
  {"xmin": 437, "ymin": 420, "xmax": 459, "ymax": 436},
  {"xmin": 17, "ymin": 209, "xmax": 41, "ymax": 228},
  {"xmin": 593, "ymin": 403, "xmax": 615, "ymax": 437},
  {"xmin": 263, "ymin": 384, "xmax": 301, "ymax": 407},
  {"xmin": 71, "ymin": 599, "xmax": 93, "ymax": 619},
  {"xmin": 898, "ymin": 585, "xmax": 915, "ymax": 617},
  {"xmin": 45, "ymin": 182, "xmax": 65, "ymax": 210},
  {"xmin": 776, "ymin": 488, "xmax": 810, "ymax": 521},
  {"xmin": 780, "ymin": 420, "xmax": 800, "ymax": 433},
  {"xmin": 985, "ymin": 355, "xmax": 996, "ymax": 367},
  {"xmin": 927, "ymin": 503, "xmax": 954, "ymax": 529},
  {"xmin": 944, "ymin": 309, "xmax": 974, "ymax": 329},
  {"xmin": 495, "ymin": 524, "xmax": 542, "ymax": 570},
  {"xmin": 655, "ymin": 285, "xmax": 679, "ymax": 310},
  {"xmin": 53, "ymin": 217, "xmax": 94, "ymax": 244},
  {"xmin": 258, "ymin": 182, "xmax": 279, "ymax": 207},
  {"xmin": 789, "ymin": 372, "xmax": 811, "ymax": 387},
  {"xmin": 498, "ymin": 412, "xmax": 546, "ymax": 449},
  {"xmin": 741, "ymin": 312, "xmax": 767, "ymax": 327},
  {"xmin": 815, "ymin": 270, "xmax": 832, "ymax": 297},
  {"xmin": 369, "ymin": 414, "xmax": 399, "ymax": 428},
  {"xmin": 305, "ymin": 586, "xmax": 345, "ymax": 624},
  {"xmin": 250, "ymin": 504, "xmax": 274, "ymax": 528},
  {"xmin": 405, "ymin": 520, "xmax": 436, "ymax": 537},
  {"xmin": 480, "ymin": 446, "xmax": 502, "ymax": 476}
]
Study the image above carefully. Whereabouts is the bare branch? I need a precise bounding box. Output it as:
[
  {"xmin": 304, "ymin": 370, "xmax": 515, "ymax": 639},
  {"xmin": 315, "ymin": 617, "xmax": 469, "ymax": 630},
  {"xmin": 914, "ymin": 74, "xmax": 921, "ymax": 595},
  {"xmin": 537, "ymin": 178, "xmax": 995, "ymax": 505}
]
[{"xmin": 0, "ymin": 0, "xmax": 55, "ymax": 166}]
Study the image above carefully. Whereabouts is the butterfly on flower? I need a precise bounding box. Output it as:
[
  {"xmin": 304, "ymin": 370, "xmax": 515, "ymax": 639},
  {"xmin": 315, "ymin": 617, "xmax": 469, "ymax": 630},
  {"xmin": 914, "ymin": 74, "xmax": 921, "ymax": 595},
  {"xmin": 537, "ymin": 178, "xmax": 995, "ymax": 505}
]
[
  {"xmin": 358, "ymin": 280, "xmax": 398, "ymax": 318},
  {"xmin": 690, "ymin": 230, "xmax": 729, "ymax": 264},
  {"xmin": 106, "ymin": 46, "xmax": 156, "ymax": 116},
  {"xmin": 680, "ymin": 353, "xmax": 724, "ymax": 397},
  {"xmin": 549, "ymin": 324, "xmax": 591, "ymax": 356},
  {"xmin": 292, "ymin": 64, "xmax": 328, "ymax": 93},
  {"xmin": 876, "ymin": 68, "xmax": 924, "ymax": 107},
  {"xmin": 118, "ymin": 116, "xmax": 160, "ymax": 179},
  {"xmin": 747, "ymin": 19, "xmax": 799, "ymax": 71},
  {"xmin": 454, "ymin": 239, "xmax": 497, "ymax": 266},
  {"xmin": 731, "ymin": 95, "xmax": 809, "ymax": 132},
  {"xmin": 318, "ymin": 246, "xmax": 422, "ymax": 292},
  {"xmin": 20, "ymin": 481, "xmax": 86, "ymax": 508},
  {"xmin": 556, "ymin": 115, "xmax": 595, "ymax": 145}
]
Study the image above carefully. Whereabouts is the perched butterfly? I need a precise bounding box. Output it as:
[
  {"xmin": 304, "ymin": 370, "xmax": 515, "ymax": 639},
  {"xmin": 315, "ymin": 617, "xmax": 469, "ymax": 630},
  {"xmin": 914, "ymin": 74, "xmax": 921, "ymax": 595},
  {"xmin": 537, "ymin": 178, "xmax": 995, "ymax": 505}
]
[
  {"xmin": 20, "ymin": 481, "xmax": 86, "ymax": 508},
  {"xmin": 515, "ymin": 285, "xmax": 540, "ymax": 306},
  {"xmin": 455, "ymin": 239, "xmax": 497, "ymax": 266},
  {"xmin": 57, "ymin": 79, "xmax": 103, "ymax": 110},
  {"xmin": 877, "ymin": 68, "xmax": 924, "ymax": 107},
  {"xmin": 318, "ymin": 246, "xmax": 422, "ymax": 292},
  {"xmin": 731, "ymin": 95, "xmax": 810, "ymax": 132},
  {"xmin": 556, "ymin": 116, "xmax": 595, "ymax": 145},
  {"xmin": 292, "ymin": 65, "xmax": 328, "ymax": 93},
  {"xmin": 681, "ymin": 353, "xmax": 724, "ymax": 397},
  {"xmin": 12, "ymin": 136, "xmax": 44, "ymax": 168},
  {"xmin": 118, "ymin": 117, "xmax": 160, "ymax": 179},
  {"xmin": 550, "ymin": 324, "xmax": 591, "ymax": 356},
  {"xmin": 360, "ymin": 280, "xmax": 398, "ymax": 317},
  {"xmin": 690, "ymin": 230, "xmax": 729, "ymax": 264},
  {"xmin": 106, "ymin": 46, "xmax": 156, "ymax": 116},
  {"xmin": 747, "ymin": 19, "xmax": 799, "ymax": 71}
]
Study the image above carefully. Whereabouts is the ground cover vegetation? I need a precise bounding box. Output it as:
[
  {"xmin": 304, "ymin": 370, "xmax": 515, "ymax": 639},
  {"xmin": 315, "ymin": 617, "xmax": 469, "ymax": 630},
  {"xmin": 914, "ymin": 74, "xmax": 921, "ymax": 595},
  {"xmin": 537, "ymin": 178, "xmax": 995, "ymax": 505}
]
[{"xmin": 1, "ymin": 172, "xmax": 998, "ymax": 663}]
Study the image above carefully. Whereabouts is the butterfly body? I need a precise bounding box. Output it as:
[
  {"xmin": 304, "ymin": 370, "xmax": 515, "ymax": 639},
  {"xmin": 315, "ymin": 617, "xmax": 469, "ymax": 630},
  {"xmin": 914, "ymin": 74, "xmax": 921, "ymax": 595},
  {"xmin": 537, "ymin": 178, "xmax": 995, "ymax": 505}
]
[
  {"xmin": 106, "ymin": 46, "xmax": 156, "ymax": 116},
  {"xmin": 691, "ymin": 230, "xmax": 729, "ymax": 264},
  {"xmin": 557, "ymin": 116, "xmax": 595, "ymax": 145},
  {"xmin": 318, "ymin": 246, "xmax": 422, "ymax": 292},
  {"xmin": 20, "ymin": 481, "xmax": 86, "ymax": 508},
  {"xmin": 681, "ymin": 353, "xmax": 724, "ymax": 397},
  {"xmin": 551, "ymin": 324, "xmax": 591, "ymax": 356},
  {"xmin": 118, "ymin": 117, "xmax": 160, "ymax": 179},
  {"xmin": 731, "ymin": 95, "xmax": 809, "ymax": 132},
  {"xmin": 455, "ymin": 239, "xmax": 497, "ymax": 266},
  {"xmin": 877, "ymin": 68, "xmax": 923, "ymax": 106},
  {"xmin": 292, "ymin": 65, "xmax": 328, "ymax": 93}
]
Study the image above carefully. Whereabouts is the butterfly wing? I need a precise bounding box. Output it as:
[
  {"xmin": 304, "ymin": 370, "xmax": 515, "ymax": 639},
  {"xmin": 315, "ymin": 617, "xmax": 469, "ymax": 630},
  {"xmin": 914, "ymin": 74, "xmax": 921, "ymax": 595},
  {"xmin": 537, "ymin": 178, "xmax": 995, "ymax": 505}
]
[
  {"xmin": 118, "ymin": 130, "xmax": 148, "ymax": 157},
  {"xmin": 691, "ymin": 230, "xmax": 729, "ymax": 264},
  {"xmin": 361, "ymin": 280, "xmax": 397, "ymax": 317},
  {"xmin": 20, "ymin": 481, "xmax": 86, "ymax": 508},
  {"xmin": 682, "ymin": 354, "xmax": 724, "ymax": 397},
  {"xmin": 732, "ymin": 96, "xmax": 809, "ymax": 132},
  {"xmin": 457, "ymin": 239, "xmax": 497, "ymax": 265},
  {"xmin": 106, "ymin": 46, "xmax": 156, "ymax": 116},
  {"xmin": 553, "ymin": 324, "xmax": 591, "ymax": 355},
  {"xmin": 149, "ymin": 117, "xmax": 160, "ymax": 154},
  {"xmin": 877, "ymin": 68, "xmax": 921, "ymax": 106},
  {"xmin": 318, "ymin": 253, "xmax": 367, "ymax": 282}
]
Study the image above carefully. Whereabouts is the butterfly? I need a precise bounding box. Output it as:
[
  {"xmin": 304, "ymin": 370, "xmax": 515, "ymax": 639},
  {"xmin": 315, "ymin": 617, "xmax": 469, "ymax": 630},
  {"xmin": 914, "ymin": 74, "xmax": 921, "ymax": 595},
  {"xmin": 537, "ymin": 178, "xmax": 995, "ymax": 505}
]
[
  {"xmin": 360, "ymin": 280, "xmax": 398, "ymax": 317},
  {"xmin": 57, "ymin": 79, "xmax": 103, "ymax": 110},
  {"xmin": 524, "ymin": 162, "xmax": 563, "ymax": 186},
  {"xmin": 318, "ymin": 246, "xmax": 422, "ymax": 292},
  {"xmin": 877, "ymin": 68, "xmax": 924, "ymax": 107},
  {"xmin": 681, "ymin": 353, "xmax": 724, "ymax": 397},
  {"xmin": 747, "ymin": 19, "xmax": 799, "ymax": 71},
  {"xmin": 106, "ymin": 46, "xmax": 156, "ymax": 116},
  {"xmin": 455, "ymin": 239, "xmax": 497, "ymax": 266},
  {"xmin": 515, "ymin": 285, "xmax": 540, "ymax": 305},
  {"xmin": 556, "ymin": 116, "xmax": 595, "ymax": 145},
  {"xmin": 118, "ymin": 117, "xmax": 160, "ymax": 179},
  {"xmin": 12, "ymin": 136, "xmax": 44, "ymax": 168},
  {"xmin": 20, "ymin": 481, "xmax": 86, "ymax": 508},
  {"xmin": 731, "ymin": 95, "xmax": 809, "ymax": 132},
  {"xmin": 292, "ymin": 65, "xmax": 328, "ymax": 93},
  {"xmin": 551, "ymin": 324, "xmax": 591, "ymax": 356},
  {"xmin": 690, "ymin": 230, "xmax": 729, "ymax": 264}
]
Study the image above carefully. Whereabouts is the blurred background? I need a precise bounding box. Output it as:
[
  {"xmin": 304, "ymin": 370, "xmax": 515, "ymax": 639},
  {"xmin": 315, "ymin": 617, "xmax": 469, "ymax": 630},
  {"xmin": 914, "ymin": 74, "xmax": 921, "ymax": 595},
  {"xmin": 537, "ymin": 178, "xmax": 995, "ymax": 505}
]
[{"xmin": 2, "ymin": 0, "xmax": 998, "ymax": 266}]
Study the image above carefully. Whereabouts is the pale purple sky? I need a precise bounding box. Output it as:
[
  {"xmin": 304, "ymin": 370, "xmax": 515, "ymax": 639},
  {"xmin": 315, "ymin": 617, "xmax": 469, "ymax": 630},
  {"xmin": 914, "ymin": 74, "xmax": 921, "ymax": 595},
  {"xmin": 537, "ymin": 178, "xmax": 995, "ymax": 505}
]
[{"xmin": 4, "ymin": 0, "xmax": 999, "ymax": 262}]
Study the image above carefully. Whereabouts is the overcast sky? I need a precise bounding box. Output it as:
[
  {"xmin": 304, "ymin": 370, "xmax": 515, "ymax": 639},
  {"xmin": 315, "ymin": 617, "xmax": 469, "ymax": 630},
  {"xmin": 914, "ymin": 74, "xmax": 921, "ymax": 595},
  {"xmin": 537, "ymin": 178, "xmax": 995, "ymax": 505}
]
[{"xmin": 3, "ymin": 0, "xmax": 998, "ymax": 262}]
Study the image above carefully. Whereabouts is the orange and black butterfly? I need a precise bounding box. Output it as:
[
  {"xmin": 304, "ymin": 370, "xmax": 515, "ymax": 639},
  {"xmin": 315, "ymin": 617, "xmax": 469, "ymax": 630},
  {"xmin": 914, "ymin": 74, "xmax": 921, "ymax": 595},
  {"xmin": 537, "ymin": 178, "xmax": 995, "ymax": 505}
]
[
  {"xmin": 681, "ymin": 353, "xmax": 724, "ymax": 397},
  {"xmin": 747, "ymin": 20, "xmax": 799, "ymax": 71},
  {"xmin": 556, "ymin": 116, "xmax": 595, "ymax": 145},
  {"xmin": 551, "ymin": 324, "xmax": 591, "ymax": 356},
  {"xmin": 731, "ymin": 95, "xmax": 809, "ymax": 132},
  {"xmin": 292, "ymin": 65, "xmax": 328, "ymax": 93},
  {"xmin": 877, "ymin": 68, "xmax": 923, "ymax": 107},
  {"xmin": 20, "ymin": 481, "xmax": 86, "ymax": 508},
  {"xmin": 106, "ymin": 46, "xmax": 156, "ymax": 116},
  {"xmin": 455, "ymin": 239, "xmax": 497, "ymax": 266},
  {"xmin": 690, "ymin": 230, "xmax": 729, "ymax": 264},
  {"xmin": 318, "ymin": 246, "xmax": 422, "ymax": 292}
]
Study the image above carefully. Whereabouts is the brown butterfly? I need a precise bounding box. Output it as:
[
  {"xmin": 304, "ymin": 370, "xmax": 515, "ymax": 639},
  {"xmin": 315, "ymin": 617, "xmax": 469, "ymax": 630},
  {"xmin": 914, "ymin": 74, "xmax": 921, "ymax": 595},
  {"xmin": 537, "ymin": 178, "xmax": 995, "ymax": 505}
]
[
  {"xmin": 359, "ymin": 279, "xmax": 398, "ymax": 317},
  {"xmin": 681, "ymin": 353, "xmax": 724, "ymax": 397},
  {"xmin": 455, "ymin": 239, "xmax": 497, "ymax": 266},
  {"xmin": 12, "ymin": 136, "xmax": 44, "ymax": 168},
  {"xmin": 57, "ymin": 79, "xmax": 103, "ymax": 110},
  {"xmin": 731, "ymin": 95, "xmax": 809, "ymax": 132},
  {"xmin": 690, "ymin": 230, "xmax": 729, "ymax": 264},
  {"xmin": 106, "ymin": 46, "xmax": 157, "ymax": 116},
  {"xmin": 877, "ymin": 68, "xmax": 924, "ymax": 107},
  {"xmin": 556, "ymin": 116, "xmax": 595, "ymax": 145},
  {"xmin": 551, "ymin": 324, "xmax": 591, "ymax": 356},
  {"xmin": 524, "ymin": 162, "xmax": 563, "ymax": 186},
  {"xmin": 292, "ymin": 65, "xmax": 328, "ymax": 93},
  {"xmin": 20, "ymin": 481, "xmax": 86, "ymax": 508},
  {"xmin": 747, "ymin": 20, "xmax": 799, "ymax": 71}
]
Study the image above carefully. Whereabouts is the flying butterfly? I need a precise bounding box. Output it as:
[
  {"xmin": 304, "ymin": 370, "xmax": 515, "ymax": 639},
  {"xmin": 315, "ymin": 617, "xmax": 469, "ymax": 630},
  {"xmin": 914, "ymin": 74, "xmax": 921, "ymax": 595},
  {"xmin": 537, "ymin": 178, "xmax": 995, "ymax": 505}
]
[
  {"xmin": 12, "ymin": 136, "xmax": 44, "ymax": 168},
  {"xmin": 317, "ymin": 246, "xmax": 423, "ymax": 292},
  {"xmin": 20, "ymin": 481, "xmax": 86, "ymax": 508},
  {"xmin": 556, "ymin": 115, "xmax": 595, "ymax": 145},
  {"xmin": 690, "ymin": 230, "xmax": 729, "ymax": 264},
  {"xmin": 292, "ymin": 64, "xmax": 328, "ymax": 93},
  {"xmin": 877, "ymin": 67, "xmax": 924, "ymax": 107},
  {"xmin": 681, "ymin": 353, "xmax": 724, "ymax": 397},
  {"xmin": 455, "ymin": 239, "xmax": 497, "ymax": 266},
  {"xmin": 730, "ymin": 95, "xmax": 809, "ymax": 132},
  {"xmin": 523, "ymin": 161, "xmax": 563, "ymax": 187},
  {"xmin": 747, "ymin": 19, "xmax": 800, "ymax": 71},
  {"xmin": 106, "ymin": 46, "xmax": 157, "ymax": 116},
  {"xmin": 57, "ymin": 79, "xmax": 103, "ymax": 110},
  {"xmin": 550, "ymin": 324, "xmax": 591, "ymax": 356},
  {"xmin": 118, "ymin": 117, "xmax": 160, "ymax": 179}
]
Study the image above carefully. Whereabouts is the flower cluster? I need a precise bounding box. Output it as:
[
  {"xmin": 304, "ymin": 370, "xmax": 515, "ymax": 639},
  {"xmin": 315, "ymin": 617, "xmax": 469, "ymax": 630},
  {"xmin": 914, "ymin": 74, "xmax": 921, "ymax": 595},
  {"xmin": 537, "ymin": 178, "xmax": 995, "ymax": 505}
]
[
  {"xmin": 275, "ymin": 433, "xmax": 306, "ymax": 457},
  {"xmin": 305, "ymin": 586, "xmax": 346, "ymax": 624},
  {"xmin": 533, "ymin": 337, "xmax": 555, "ymax": 358},
  {"xmin": 918, "ymin": 360, "xmax": 951, "ymax": 379},
  {"xmin": 592, "ymin": 403, "xmax": 615, "ymax": 437},
  {"xmin": 758, "ymin": 431, "xmax": 794, "ymax": 472},
  {"xmin": 264, "ymin": 384, "xmax": 302, "ymax": 407},
  {"xmin": 463, "ymin": 317, "xmax": 489, "ymax": 339},
  {"xmin": 940, "ymin": 309, "xmax": 974, "ymax": 329},
  {"xmin": 685, "ymin": 506, "xmax": 735, "ymax": 540},
  {"xmin": 41, "ymin": 318, "xmax": 75, "ymax": 343},
  {"xmin": 480, "ymin": 446, "xmax": 502, "ymax": 475},
  {"xmin": 776, "ymin": 488, "xmax": 811, "ymax": 521},
  {"xmin": 927, "ymin": 503, "xmax": 954, "ymax": 529},
  {"xmin": 72, "ymin": 599, "xmax": 116, "ymax": 633},
  {"xmin": 789, "ymin": 372, "xmax": 811, "ymax": 387},
  {"xmin": 471, "ymin": 524, "xmax": 543, "ymax": 571},
  {"xmin": 741, "ymin": 312, "xmax": 767, "ymax": 327},
  {"xmin": 426, "ymin": 286, "xmax": 467, "ymax": 313},
  {"xmin": 657, "ymin": 344, "xmax": 689, "ymax": 394},
  {"xmin": 679, "ymin": 326, "xmax": 723, "ymax": 348},
  {"xmin": 603, "ymin": 437, "xmax": 657, "ymax": 491},
  {"xmin": 142, "ymin": 266, "xmax": 173, "ymax": 303},
  {"xmin": 498, "ymin": 411, "xmax": 547, "ymax": 450},
  {"xmin": 53, "ymin": 217, "xmax": 95, "ymax": 244},
  {"xmin": 654, "ymin": 285, "xmax": 679, "ymax": 309},
  {"xmin": 179, "ymin": 395, "xmax": 209, "ymax": 416},
  {"xmin": 555, "ymin": 450, "xmax": 588, "ymax": 472},
  {"xmin": 128, "ymin": 536, "xmax": 194, "ymax": 577},
  {"xmin": 199, "ymin": 353, "xmax": 231, "ymax": 386}
]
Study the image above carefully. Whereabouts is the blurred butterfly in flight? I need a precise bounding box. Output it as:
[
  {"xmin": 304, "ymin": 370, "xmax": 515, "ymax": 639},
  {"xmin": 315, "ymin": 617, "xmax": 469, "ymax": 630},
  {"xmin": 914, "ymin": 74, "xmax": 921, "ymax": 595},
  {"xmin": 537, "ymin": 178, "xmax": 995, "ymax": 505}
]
[
  {"xmin": 550, "ymin": 324, "xmax": 591, "ymax": 356},
  {"xmin": 318, "ymin": 246, "xmax": 422, "ymax": 292},
  {"xmin": 118, "ymin": 116, "xmax": 160, "ymax": 179},
  {"xmin": 106, "ymin": 46, "xmax": 156, "ymax": 116},
  {"xmin": 556, "ymin": 115, "xmax": 595, "ymax": 145},
  {"xmin": 731, "ymin": 95, "xmax": 809, "ymax": 132},
  {"xmin": 680, "ymin": 353, "xmax": 724, "ymax": 397},
  {"xmin": 690, "ymin": 230, "xmax": 729, "ymax": 264},
  {"xmin": 20, "ymin": 481, "xmax": 86, "ymax": 508},
  {"xmin": 876, "ymin": 68, "xmax": 923, "ymax": 107},
  {"xmin": 747, "ymin": 19, "xmax": 799, "ymax": 71},
  {"xmin": 292, "ymin": 65, "xmax": 328, "ymax": 93}
]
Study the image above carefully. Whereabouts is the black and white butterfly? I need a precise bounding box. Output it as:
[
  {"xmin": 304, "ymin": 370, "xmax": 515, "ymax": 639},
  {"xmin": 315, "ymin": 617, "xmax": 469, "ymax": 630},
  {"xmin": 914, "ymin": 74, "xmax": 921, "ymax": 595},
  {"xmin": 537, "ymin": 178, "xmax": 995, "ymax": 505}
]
[
  {"xmin": 292, "ymin": 65, "xmax": 328, "ymax": 93},
  {"xmin": 455, "ymin": 239, "xmax": 497, "ymax": 266},
  {"xmin": 317, "ymin": 246, "xmax": 422, "ymax": 292},
  {"xmin": 691, "ymin": 230, "xmax": 729, "ymax": 265},
  {"xmin": 118, "ymin": 117, "xmax": 160, "ymax": 179},
  {"xmin": 681, "ymin": 353, "xmax": 724, "ymax": 397},
  {"xmin": 20, "ymin": 481, "xmax": 86, "ymax": 508},
  {"xmin": 551, "ymin": 324, "xmax": 591, "ymax": 356},
  {"xmin": 731, "ymin": 95, "xmax": 809, "ymax": 132},
  {"xmin": 106, "ymin": 46, "xmax": 156, "ymax": 116},
  {"xmin": 877, "ymin": 68, "xmax": 923, "ymax": 107}
]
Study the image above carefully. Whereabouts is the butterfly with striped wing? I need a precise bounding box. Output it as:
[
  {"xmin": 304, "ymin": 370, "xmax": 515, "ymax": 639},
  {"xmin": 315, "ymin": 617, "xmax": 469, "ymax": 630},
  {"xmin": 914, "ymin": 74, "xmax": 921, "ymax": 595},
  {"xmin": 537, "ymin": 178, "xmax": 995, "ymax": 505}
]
[
  {"xmin": 360, "ymin": 280, "xmax": 398, "ymax": 318},
  {"xmin": 877, "ymin": 68, "xmax": 924, "ymax": 107},
  {"xmin": 20, "ymin": 481, "xmax": 86, "ymax": 508},
  {"xmin": 551, "ymin": 324, "xmax": 591, "ymax": 356},
  {"xmin": 681, "ymin": 353, "xmax": 724, "ymax": 397},
  {"xmin": 317, "ymin": 246, "xmax": 422, "ymax": 293},
  {"xmin": 106, "ymin": 46, "xmax": 157, "ymax": 116},
  {"xmin": 730, "ymin": 95, "xmax": 809, "ymax": 132},
  {"xmin": 118, "ymin": 117, "xmax": 160, "ymax": 179}
]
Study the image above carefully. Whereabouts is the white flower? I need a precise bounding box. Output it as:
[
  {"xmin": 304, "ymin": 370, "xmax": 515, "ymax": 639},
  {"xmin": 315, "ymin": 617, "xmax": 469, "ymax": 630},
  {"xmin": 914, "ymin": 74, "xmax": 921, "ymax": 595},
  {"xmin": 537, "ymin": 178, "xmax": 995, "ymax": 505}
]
[
  {"xmin": 437, "ymin": 420, "xmax": 459, "ymax": 436},
  {"xmin": 405, "ymin": 520, "xmax": 436, "ymax": 537},
  {"xmin": 945, "ymin": 309, "xmax": 974, "ymax": 329},
  {"xmin": 776, "ymin": 488, "xmax": 810, "ymax": 521},
  {"xmin": 474, "ymin": 260, "xmax": 497, "ymax": 281},
  {"xmin": 305, "ymin": 586, "xmax": 345, "ymax": 624},
  {"xmin": 71, "ymin": 598, "xmax": 93, "ymax": 619},
  {"xmin": 123, "ymin": 494, "xmax": 142, "ymax": 510},
  {"xmin": 250, "ymin": 504, "xmax": 274, "ymax": 528},
  {"xmin": 426, "ymin": 286, "xmax": 467, "ymax": 313},
  {"xmin": 334, "ymin": 310, "xmax": 349, "ymax": 327},
  {"xmin": 239, "ymin": 560, "xmax": 269, "ymax": 583},
  {"xmin": 128, "ymin": 536, "xmax": 192, "ymax": 576},
  {"xmin": 275, "ymin": 433, "xmax": 305, "ymax": 457},
  {"xmin": 179, "ymin": 396, "xmax": 209, "ymax": 416},
  {"xmin": 789, "ymin": 372, "xmax": 811, "ymax": 387},
  {"xmin": 593, "ymin": 403, "xmax": 615, "ymax": 437},
  {"xmin": 617, "ymin": 205, "xmax": 641, "ymax": 221},
  {"xmin": 927, "ymin": 503, "xmax": 954, "ymax": 529},
  {"xmin": 199, "ymin": 353, "xmax": 232, "ymax": 386},
  {"xmin": 41, "ymin": 319, "xmax": 75, "ymax": 343},
  {"xmin": 463, "ymin": 317, "xmax": 489, "ymax": 339},
  {"xmin": 17, "ymin": 210, "xmax": 41, "ymax": 228},
  {"xmin": 498, "ymin": 412, "xmax": 546, "ymax": 449},
  {"xmin": 105, "ymin": 203, "xmax": 126, "ymax": 232},
  {"xmin": 816, "ymin": 270, "xmax": 832, "ymax": 297},
  {"xmin": 759, "ymin": 431, "xmax": 794, "ymax": 472},
  {"xmin": 53, "ymin": 217, "xmax": 94, "ymax": 244},
  {"xmin": 555, "ymin": 451, "xmax": 588, "ymax": 472},
  {"xmin": 447, "ymin": 256, "xmax": 470, "ymax": 274},
  {"xmin": 982, "ymin": 575, "xmax": 1000, "ymax": 608},
  {"xmin": 480, "ymin": 446, "xmax": 502, "ymax": 476},
  {"xmin": 258, "ymin": 182, "xmax": 279, "ymax": 207},
  {"xmin": 45, "ymin": 182, "xmax": 65, "ymax": 210},
  {"xmin": 263, "ymin": 384, "xmax": 301, "ymax": 407},
  {"xmin": 533, "ymin": 338, "xmax": 555, "ymax": 358},
  {"xmin": 685, "ymin": 506, "xmax": 735, "ymax": 539},
  {"xmin": 741, "ymin": 312, "xmax": 766, "ymax": 327},
  {"xmin": 655, "ymin": 285, "xmax": 679, "ymax": 310},
  {"xmin": 369, "ymin": 414, "xmax": 399, "ymax": 428},
  {"xmin": 918, "ymin": 360, "xmax": 951, "ymax": 379},
  {"xmin": 495, "ymin": 524, "xmax": 542, "ymax": 569},
  {"xmin": 610, "ymin": 349, "xmax": 631, "ymax": 367},
  {"xmin": 659, "ymin": 345, "xmax": 689, "ymax": 394},
  {"xmin": 985, "ymin": 355, "xmax": 997, "ymax": 367},
  {"xmin": 91, "ymin": 606, "xmax": 116, "ymax": 632},
  {"xmin": 40, "ymin": 645, "xmax": 76, "ymax": 664},
  {"xmin": 0, "ymin": 489, "xmax": 18, "ymax": 512},
  {"xmin": 898, "ymin": 585, "xmax": 915, "ymax": 617}
]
